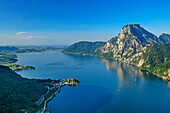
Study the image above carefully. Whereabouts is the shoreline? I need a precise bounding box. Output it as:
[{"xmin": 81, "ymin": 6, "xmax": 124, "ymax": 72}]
[
  {"xmin": 37, "ymin": 86, "xmax": 61, "ymax": 113},
  {"xmin": 34, "ymin": 78, "xmax": 79, "ymax": 113}
]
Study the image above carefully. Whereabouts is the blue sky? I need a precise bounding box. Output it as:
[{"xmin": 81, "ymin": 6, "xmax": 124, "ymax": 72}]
[{"xmin": 0, "ymin": 0, "xmax": 170, "ymax": 45}]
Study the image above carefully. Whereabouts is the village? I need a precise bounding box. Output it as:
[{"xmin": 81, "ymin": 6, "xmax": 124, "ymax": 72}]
[
  {"xmin": 50, "ymin": 77, "xmax": 80, "ymax": 90},
  {"xmin": 37, "ymin": 78, "xmax": 80, "ymax": 113}
]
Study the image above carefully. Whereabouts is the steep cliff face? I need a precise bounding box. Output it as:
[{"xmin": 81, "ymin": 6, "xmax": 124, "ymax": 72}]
[
  {"xmin": 98, "ymin": 24, "xmax": 163, "ymax": 65},
  {"xmin": 159, "ymin": 33, "xmax": 170, "ymax": 44}
]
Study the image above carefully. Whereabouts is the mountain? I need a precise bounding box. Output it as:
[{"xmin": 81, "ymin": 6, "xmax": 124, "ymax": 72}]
[
  {"xmin": 0, "ymin": 66, "xmax": 48, "ymax": 112},
  {"xmin": 62, "ymin": 41, "xmax": 106, "ymax": 55},
  {"xmin": 63, "ymin": 24, "xmax": 170, "ymax": 80},
  {"xmin": 159, "ymin": 33, "xmax": 170, "ymax": 44},
  {"xmin": 97, "ymin": 24, "xmax": 163, "ymax": 64}
]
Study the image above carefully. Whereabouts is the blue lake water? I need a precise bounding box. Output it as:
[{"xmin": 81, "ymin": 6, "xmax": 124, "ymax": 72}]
[{"xmin": 15, "ymin": 51, "xmax": 170, "ymax": 113}]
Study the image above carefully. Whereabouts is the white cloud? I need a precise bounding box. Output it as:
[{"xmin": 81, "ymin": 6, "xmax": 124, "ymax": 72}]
[
  {"xmin": 16, "ymin": 31, "xmax": 27, "ymax": 35},
  {"xmin": 26, "ymin": 36, "xmax": 33, "ymax": 39},
  {"xmin": 19, "ymin": 36, "xmax": 45, "ymax": 39}
]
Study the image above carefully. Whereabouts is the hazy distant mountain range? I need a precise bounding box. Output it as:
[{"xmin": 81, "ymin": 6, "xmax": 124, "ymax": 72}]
[
  {"xmin": 0, "ymin": 46, "xmax": 65, "ymax": 54},
  {"xmin": 62, "ymin": 24, "xmax": 170, "ymax": 80}
]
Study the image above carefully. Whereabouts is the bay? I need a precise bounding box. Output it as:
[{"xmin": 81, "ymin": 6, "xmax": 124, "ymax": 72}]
[{"xmin": 15, "ymin": 51, "xmax": 170, "ymax": 113}]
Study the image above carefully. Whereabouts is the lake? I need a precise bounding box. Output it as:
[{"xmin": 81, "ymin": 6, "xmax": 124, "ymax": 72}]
[{"xmin": 15, "ymin": 51, "xmax": 170, "ymax": 113}]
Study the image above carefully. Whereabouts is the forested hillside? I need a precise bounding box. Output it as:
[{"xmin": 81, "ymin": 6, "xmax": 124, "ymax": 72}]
[
  {"xmin": 0, "ymin": 66, "xmax": 48, "ymax": 112},
  {"xmin": 62, "ymin": 41, "xmax": 105, "ymax": 55},
  {"xmin": 141, "ymin": 43, "xmax": 170, "ymax": 79}
]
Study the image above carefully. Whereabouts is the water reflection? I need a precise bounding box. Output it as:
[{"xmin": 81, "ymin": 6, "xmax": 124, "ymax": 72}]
[
  {"xmin": 168, "ymin": 81, "xmax": 170, "ymax": 88},
  {"xmin": 101, "ymin": 59, "xmax": 145, "ymax": 88}
]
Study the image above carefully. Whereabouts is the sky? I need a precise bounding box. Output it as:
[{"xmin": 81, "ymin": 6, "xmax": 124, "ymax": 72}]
[{"xmin": 0, "ymin": 0, "xmax": 170, "ymax": 46}]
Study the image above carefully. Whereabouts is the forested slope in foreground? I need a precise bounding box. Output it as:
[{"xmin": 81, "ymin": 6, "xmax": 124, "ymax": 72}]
[{"xmin": 0, "ymin": 66, "xmax": 49, "ymax": 112}]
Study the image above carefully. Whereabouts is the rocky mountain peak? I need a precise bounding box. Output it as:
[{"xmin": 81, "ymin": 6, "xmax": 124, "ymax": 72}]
[
  {"xmin": 121, "ymin": 24, "xmax": 141, "ymax": 31},
  {"xmin": 119, "ymin": 24, "xmax": 163, "ymax": 45},
  {"xmin": 120, "ymin": 24, "xmax": 139, "ymax": 36},
  {"xmin": 99, "ymin": 24, "xmax": 164, "ymax": 64}
]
